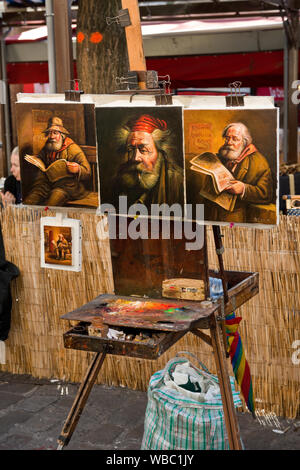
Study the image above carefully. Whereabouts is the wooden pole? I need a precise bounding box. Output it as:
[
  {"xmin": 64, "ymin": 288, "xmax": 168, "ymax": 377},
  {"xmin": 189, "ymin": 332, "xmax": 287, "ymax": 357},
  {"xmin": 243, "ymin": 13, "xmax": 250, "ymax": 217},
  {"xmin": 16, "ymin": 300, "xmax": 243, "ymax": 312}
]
[
  {"xmin": 283, "ymin": 4, "xmax": 299, "ymax": 164},
  {"xmin": 0, "ymin": 37, "xmax": 8, "ymax": 178},
  {"xmin": 0, "ymin": 21, "xmax": 11, "ymax": 176},
  {"xmin": 210, "ymin": 312, "xmax": 242, "ymax": 450},
  {"xmin": 52, "ymin": 0, "xmax": 74, "ymax": 93},
  {"xmin": 121, "ymin": 0, "xmax": 147, "ymax": 89},
  {"xmin": 57, "ymin": 351, "xmax": 107, "ymax": 449},
  {"xmin": 212, "ymin": 225, "xmax": 230, "ymax": 355}
]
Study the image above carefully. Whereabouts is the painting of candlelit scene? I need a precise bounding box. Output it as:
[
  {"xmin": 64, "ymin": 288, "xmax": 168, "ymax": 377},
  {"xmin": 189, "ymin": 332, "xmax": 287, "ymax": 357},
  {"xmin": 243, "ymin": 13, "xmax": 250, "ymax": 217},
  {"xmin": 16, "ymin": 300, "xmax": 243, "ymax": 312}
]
[{"xmin": 43, "ymin": 225, "xmax": 72, "ymax": 266}]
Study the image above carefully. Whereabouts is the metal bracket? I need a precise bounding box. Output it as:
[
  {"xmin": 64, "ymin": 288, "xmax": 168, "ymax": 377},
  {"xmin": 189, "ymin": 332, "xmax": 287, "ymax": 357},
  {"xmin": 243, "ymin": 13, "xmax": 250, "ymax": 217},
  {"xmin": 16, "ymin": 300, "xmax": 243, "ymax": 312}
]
[
  {"xmin": 147, "ymin": 70, "xmax": 159, "ymax": 89},
  {"xmin": 217, "ymin": 298, "xmax": 226, "ymax": 322},
  {"xmin": 276, "ymin": 0, "xmax": 298, "ymax": 48},
  {"xmin": 226, "ymin": 81, "xmax": 245, "ymax": 107},
  {"xmin": 106, "ymin": 9, "xmax": 131, "ymax": 27},
  {"xmin": 216, "ymin": 246, "xmax": 225, "ymax": 255},
  {"xmin": 155, "ymin": 93, "xmax": 173, "ymax": 106}
]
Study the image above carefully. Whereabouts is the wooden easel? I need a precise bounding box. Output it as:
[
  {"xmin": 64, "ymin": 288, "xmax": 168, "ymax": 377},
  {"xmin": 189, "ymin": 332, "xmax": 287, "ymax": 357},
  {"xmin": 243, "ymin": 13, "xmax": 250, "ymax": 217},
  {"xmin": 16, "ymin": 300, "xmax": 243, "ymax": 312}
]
[
  {"xmin": 116, "ymin": 0, "xmax": 242, "ymax": 448},
  {"xmin": 57, "ymin": 266, "xmax": 254, "ymax": 451},
  {"xmin": 57, "ymin": 0, "xmax": 249, "ymax": 451}
]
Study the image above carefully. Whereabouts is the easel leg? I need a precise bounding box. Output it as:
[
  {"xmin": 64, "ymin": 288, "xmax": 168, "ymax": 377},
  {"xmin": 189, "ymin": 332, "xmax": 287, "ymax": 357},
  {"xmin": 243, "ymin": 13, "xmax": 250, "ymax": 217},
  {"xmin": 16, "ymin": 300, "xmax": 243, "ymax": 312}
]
[
  {"xmin": 210, "ymin": 313, "xmax": 242, "ymax": 450},
  {"xmin": 57, "ymin": 351, "xmax": 107, "ymax": 450},
  {"xmin": 212, "ymin": 225, "xmax": 229, "ymax": 352}
]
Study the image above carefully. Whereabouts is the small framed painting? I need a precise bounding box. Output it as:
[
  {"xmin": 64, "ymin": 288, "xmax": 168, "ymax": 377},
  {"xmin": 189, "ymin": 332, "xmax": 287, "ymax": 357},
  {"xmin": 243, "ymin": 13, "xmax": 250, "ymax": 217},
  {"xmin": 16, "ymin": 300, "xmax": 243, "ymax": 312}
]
[{"xmin": 40, "ymin": 216, "xmax": 82, "ymax": 271}]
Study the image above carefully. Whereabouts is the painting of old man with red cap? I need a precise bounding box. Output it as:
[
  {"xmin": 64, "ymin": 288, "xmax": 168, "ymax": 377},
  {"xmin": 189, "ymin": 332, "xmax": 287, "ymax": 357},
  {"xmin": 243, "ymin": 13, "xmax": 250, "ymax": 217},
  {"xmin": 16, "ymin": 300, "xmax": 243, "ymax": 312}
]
[{"xmin": 96, "ymin": 107, "xmax": 184, "ymax": 213}]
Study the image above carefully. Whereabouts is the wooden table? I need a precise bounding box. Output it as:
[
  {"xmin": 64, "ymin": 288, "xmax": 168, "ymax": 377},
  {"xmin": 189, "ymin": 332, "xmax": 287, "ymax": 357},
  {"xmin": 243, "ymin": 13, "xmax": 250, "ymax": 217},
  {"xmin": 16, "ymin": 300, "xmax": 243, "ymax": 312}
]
[{"xmin": 57, "ymin": 269, "xmax": 258, "ymax": 450}]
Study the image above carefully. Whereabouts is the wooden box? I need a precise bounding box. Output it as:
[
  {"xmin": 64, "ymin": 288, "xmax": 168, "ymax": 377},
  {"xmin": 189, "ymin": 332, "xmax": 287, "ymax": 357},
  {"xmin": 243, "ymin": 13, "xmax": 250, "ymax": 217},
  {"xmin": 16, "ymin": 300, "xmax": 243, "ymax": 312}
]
[
  {"xmin": 162, "ymin": 278, "xmax": 205, "ymax": 301},
  {"xmin": 63, "ymin": 323, "xmax": 186, "ymax": 360}
]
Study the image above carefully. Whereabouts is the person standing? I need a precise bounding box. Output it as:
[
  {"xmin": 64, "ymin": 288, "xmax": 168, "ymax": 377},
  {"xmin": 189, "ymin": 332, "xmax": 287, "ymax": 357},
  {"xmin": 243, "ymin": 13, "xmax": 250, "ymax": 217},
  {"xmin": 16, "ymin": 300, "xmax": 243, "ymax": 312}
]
[{"xmin": 2, "ymin": 147, "xmax": 22, "ymax": 207}]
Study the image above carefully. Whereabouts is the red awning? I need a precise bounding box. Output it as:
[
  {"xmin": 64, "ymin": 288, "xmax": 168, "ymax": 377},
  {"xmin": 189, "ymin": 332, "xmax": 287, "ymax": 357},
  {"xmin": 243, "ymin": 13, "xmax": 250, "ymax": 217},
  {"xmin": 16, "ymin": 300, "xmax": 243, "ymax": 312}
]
[
  {"xmin": 6, "ymin": 50, "xmax": 289, "ymax": 88},
  {"xmin": 146, "ymin": 51, "xmax": 285, "ymax": 89}
]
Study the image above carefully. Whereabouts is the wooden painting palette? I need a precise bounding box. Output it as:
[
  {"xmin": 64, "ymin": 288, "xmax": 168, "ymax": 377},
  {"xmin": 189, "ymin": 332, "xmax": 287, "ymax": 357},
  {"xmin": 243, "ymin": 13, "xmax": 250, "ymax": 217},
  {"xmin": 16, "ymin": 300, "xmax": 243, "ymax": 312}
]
[{"xmin": 61, "ymin": 293, "xmax": 218, "ymax": 332}]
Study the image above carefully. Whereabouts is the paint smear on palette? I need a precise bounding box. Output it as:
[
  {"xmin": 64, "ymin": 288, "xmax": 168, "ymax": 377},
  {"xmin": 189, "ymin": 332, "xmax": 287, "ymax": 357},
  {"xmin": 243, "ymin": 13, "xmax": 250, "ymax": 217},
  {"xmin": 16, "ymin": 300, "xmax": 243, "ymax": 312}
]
[{"xmin": 102, "ymin": 299, "xmax": 185, "ymax": 316}]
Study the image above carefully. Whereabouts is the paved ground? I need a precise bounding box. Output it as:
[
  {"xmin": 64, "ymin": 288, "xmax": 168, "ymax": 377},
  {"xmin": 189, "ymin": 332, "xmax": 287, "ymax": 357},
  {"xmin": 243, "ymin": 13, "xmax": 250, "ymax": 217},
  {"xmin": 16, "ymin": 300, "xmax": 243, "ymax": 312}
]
[{"xmin": 0, "ymin": 371, "xmax": 299, "ymax": 451}]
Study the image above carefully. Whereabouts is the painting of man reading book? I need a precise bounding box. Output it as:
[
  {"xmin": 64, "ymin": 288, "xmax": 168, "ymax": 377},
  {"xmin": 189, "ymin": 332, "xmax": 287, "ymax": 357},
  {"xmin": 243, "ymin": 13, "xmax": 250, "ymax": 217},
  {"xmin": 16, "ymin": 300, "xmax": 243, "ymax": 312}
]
[
  {"xmin": 16, "ymin": 103, "xmax": 98, "ymax": 209},
  {"xmin": 184, "ymin": 109, "xmax": 278, "ymax": 226}
]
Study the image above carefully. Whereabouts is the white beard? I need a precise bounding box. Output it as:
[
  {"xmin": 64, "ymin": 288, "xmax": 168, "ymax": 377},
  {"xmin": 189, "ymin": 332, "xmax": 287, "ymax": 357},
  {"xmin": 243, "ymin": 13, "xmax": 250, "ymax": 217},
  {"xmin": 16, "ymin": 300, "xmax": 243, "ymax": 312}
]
[
  {"xmin": 218, "ymin": 143, "xmax": 245, "ymax": 161},
  {"xmin": 45, "ymin": 137, "xmax": 63, "ymax": 152}
]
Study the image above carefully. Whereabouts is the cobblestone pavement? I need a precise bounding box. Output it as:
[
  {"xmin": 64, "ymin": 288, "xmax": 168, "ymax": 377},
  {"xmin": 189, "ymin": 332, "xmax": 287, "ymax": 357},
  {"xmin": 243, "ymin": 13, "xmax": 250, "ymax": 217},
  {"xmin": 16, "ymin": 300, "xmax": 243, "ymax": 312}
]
[{"xmin": 0, "ymin": 371, "xmax": 299, "ymax": 451}]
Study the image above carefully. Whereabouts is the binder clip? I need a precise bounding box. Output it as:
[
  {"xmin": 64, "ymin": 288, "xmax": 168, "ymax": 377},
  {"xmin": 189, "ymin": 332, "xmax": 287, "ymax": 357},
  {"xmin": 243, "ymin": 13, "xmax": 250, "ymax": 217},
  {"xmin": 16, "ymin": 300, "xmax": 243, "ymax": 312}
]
[
  {"xmin": 106, "ymin": 9, "xmax": 131, "ymax": 27},
  {"xmin": 114, "ymin": 70, "xmax": 173, "ymax": 105},
  {"xmin": 155, "ymin": 75, "xmax": 173, "ymax": 105},
  {"xmin": 115, "ymin": 73, "xmax": 139, "ymax": 91},
  {"xmin": 65, "ymin": 79, "xmax": 84, "ymax": 102},
  {"xmin": 226, "ymin": 81, "xmax": 245, "ymax": 107},
  {"xmin": 115, "ymin": 70, "xmax": 159, "ymax": 91}
]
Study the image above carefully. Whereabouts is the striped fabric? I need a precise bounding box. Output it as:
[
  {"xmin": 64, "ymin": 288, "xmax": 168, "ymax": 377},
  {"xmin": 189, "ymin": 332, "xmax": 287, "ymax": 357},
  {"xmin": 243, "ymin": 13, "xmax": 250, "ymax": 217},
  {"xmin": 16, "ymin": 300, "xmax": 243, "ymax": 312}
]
[
  {"xmin": 225, "ymin": 312, "xmax": 255, "ymax": 417},
  {"xmin": 141, "ymin": 356, "xmax": 242, "ymax": 450}
]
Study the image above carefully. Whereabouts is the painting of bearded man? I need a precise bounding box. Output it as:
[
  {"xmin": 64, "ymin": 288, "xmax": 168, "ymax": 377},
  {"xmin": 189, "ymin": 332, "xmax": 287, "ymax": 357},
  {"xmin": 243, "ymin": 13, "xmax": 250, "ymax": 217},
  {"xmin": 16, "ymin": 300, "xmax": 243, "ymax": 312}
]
[
  {"xmin": 16, "ymin": 102, "xmax": 98, "ymax": 209},
  {"xmin": 185, "ymin": 109, "xmax": 278, "ymax": 226},
  {"xmin": 97, "ymin": 107, "xmax": 184, "ymax": 215},
  {"xmin": 23, "ymin": 116, "xmax": 91, "ymax": 206}
]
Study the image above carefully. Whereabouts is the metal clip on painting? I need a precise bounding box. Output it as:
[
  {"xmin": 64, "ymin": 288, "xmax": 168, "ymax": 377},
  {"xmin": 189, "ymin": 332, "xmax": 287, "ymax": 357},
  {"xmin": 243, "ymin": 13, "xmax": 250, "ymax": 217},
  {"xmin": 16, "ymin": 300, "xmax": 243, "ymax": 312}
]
[
  {"xmin": 226, "ymin": 81, "xmax": 245, "ymax": 107},
  {"xmin": 106, "ymin": 8, "xmax": 131, "ymax": 27},
  {"xmin": 114, "ymin": 70, "xmax": 172, "ymax": 104},
  {"xmin": 115, "ymin": 73, "xmax": 139, "ymax": 91},
  {"xmin": 65, "ymin": 79, "xmax": 84, "ymax": 102},
  {"xmin": 115, "ymin": 73, "xmax": 141, "ymax": 102},
  {"xmin": 155, "ymin": 75, "xmax": 173, "ymax": 106}
]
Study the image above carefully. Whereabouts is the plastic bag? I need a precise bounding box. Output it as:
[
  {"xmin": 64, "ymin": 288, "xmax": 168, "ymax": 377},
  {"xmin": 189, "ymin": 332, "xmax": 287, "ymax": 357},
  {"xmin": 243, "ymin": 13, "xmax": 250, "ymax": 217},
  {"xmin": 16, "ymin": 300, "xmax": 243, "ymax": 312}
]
[{"xmin": 141, "ymin": 351, "xmax": 242, "ymax": 450}]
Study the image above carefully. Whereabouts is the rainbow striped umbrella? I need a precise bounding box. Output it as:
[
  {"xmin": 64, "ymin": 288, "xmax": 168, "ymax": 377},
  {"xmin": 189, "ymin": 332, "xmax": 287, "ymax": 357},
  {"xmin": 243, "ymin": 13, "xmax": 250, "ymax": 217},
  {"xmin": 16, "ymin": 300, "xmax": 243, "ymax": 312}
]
[{"xmin": 225, "ymin": 312, "xmax": 256, "ymax": 418}]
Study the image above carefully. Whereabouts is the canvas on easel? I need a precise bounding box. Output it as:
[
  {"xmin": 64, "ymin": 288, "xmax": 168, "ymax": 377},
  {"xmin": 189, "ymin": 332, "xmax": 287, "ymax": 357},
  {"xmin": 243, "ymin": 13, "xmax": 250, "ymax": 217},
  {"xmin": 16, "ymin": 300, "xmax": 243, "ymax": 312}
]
[{"xmin": 96, "ymin": 106, "xmax": 185, "ymax": 217}]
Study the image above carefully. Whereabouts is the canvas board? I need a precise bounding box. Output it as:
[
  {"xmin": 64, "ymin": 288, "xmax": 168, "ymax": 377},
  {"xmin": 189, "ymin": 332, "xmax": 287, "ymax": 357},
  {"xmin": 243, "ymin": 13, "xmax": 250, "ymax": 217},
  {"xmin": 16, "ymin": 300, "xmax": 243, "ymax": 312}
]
[
  {"xmin": 96, "ymin": 106, "xmax": 185, "ymax": 220},
  {"xmin": 184, "ymin": 108, "xmax": 279, "ymax": 227},
  {"xmin": 16, "ymin": 101, "xmax": 99, "ymax": 210},
  {"xmin": 16, "ymin": 93, "xmax": 279, "ymax": 228}
]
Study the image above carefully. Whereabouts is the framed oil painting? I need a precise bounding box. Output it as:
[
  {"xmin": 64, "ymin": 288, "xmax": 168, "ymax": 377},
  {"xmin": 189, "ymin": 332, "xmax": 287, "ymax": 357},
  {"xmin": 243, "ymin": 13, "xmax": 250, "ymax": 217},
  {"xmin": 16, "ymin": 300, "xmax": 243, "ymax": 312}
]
[
  {"xmin": 184, "ymin": 108, "xmax": 279, "ymax": 227},
  {"xmin": 41, "ymin": 216, "xmax": 82, "ymax": 271},
  {"xmin": 16, "ymin": 102, "xmax": 99, "ymax": 209},
  {"xmin": 96, "ymin": 106, "xmax": 185, "ymax": 219}
]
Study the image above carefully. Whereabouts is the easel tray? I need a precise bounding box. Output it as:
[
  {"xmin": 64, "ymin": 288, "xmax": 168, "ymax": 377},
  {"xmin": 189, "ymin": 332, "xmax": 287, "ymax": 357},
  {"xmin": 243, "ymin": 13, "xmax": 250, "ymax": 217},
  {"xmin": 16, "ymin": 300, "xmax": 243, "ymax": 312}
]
[{"xmin": 63, "ymin": 323, "xmax": 187, "ymax": 360}]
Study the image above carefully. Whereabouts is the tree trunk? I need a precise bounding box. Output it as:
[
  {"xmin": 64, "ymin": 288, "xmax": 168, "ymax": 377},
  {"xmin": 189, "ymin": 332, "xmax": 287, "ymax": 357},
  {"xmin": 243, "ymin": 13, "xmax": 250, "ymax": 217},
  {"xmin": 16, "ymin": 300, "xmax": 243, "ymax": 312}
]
[{"xmin": 76, "ymin": 0, "xmax": 129, "ymax": 94}]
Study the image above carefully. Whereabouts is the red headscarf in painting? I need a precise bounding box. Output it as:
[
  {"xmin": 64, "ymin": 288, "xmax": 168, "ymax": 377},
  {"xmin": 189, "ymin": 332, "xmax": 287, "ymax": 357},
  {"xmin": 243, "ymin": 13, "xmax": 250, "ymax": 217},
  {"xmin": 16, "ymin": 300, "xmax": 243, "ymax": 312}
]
[{"xmin": 130, "ymin": 115, "xmax": 167, "ymax": 134}]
